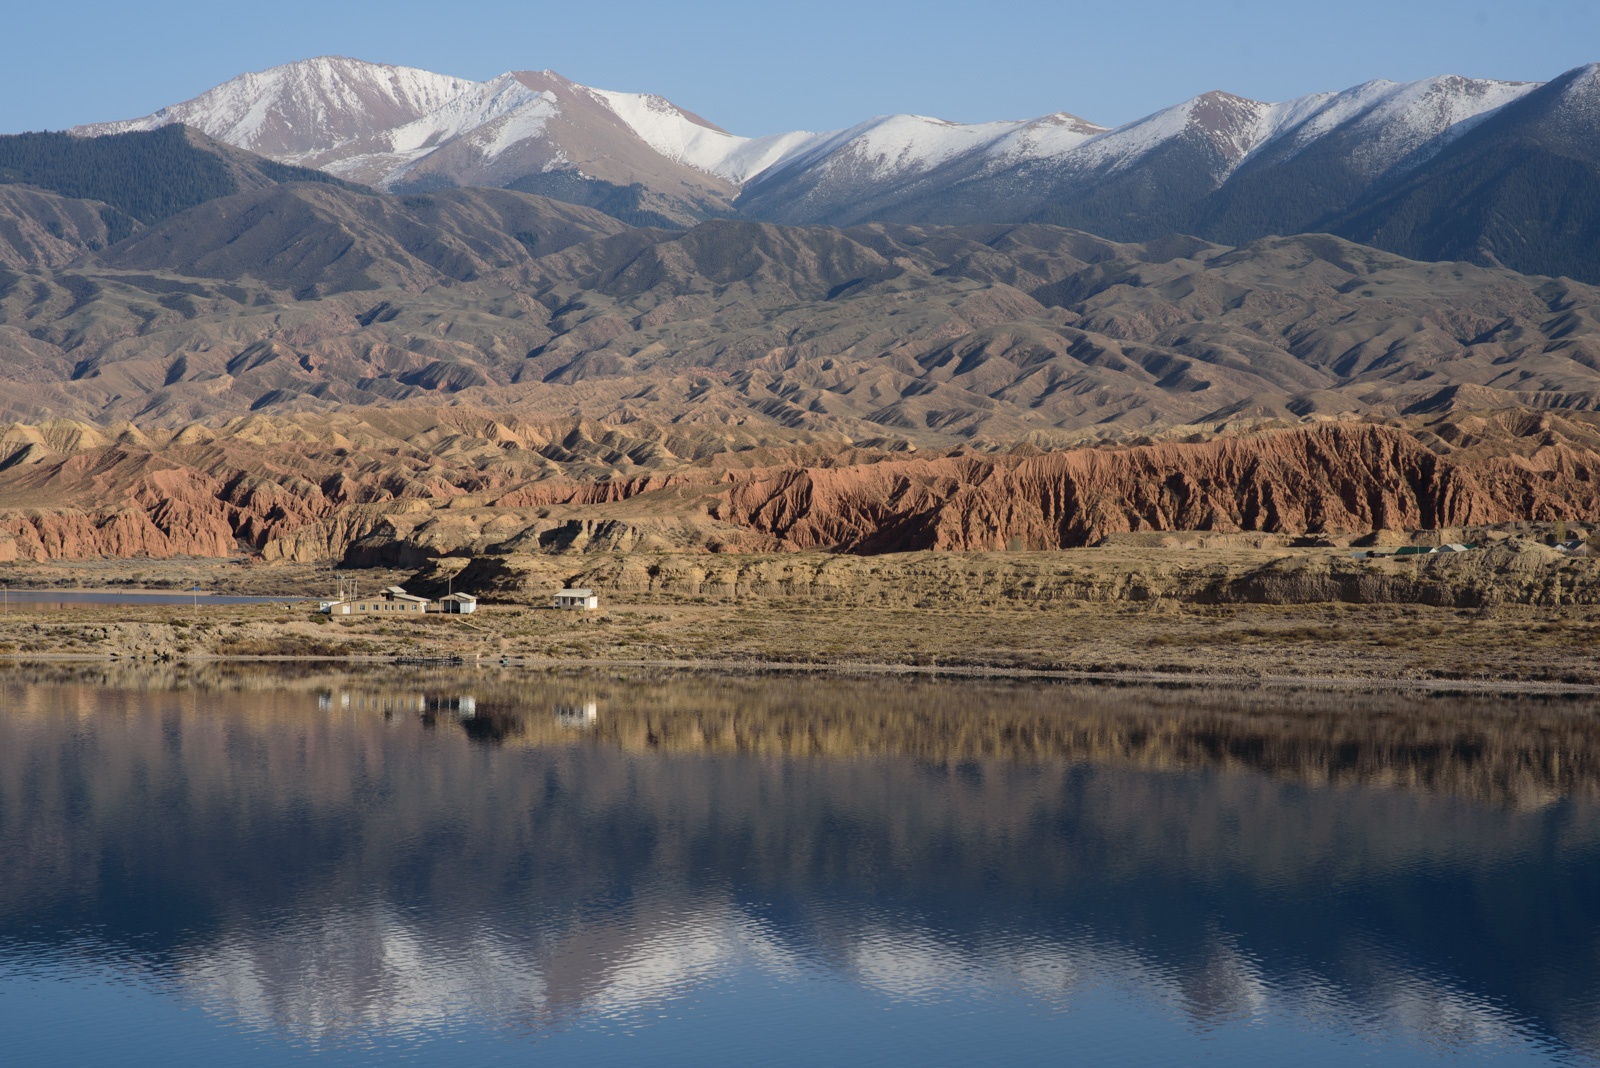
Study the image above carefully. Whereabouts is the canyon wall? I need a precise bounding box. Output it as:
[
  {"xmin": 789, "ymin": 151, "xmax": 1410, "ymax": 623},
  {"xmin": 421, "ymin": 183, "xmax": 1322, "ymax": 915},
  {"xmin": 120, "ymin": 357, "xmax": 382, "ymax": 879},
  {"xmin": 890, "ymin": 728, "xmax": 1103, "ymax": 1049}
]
[{"xmin": 0, "ymin": 417, "xmax": 1596, "ymax": 563}]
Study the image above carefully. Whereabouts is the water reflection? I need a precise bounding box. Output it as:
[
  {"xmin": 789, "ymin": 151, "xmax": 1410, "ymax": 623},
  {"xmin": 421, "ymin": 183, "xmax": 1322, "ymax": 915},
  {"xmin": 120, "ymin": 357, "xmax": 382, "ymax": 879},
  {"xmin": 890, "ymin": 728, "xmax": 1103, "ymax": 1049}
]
[{"xmin": 1, "ymin": 665, "xmax": 1597, "ymax": 1063}]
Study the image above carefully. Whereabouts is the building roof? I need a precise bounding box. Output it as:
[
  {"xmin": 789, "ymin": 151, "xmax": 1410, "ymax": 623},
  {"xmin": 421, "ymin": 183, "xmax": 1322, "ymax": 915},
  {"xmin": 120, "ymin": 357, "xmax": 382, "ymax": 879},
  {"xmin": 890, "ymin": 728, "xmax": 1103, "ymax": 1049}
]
[
  {"xmin": 440, "ymin": 592, "xmax": 477, "ymax": 602},
  {"xmin": 557, "ymin": 588, "xmax": 596, "ymax": 597}
]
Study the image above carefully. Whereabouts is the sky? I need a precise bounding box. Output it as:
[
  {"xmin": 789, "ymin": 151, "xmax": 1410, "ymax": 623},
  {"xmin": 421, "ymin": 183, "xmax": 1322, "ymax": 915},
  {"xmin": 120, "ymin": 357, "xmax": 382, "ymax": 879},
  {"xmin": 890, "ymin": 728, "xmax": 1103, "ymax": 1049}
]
[{"xmin": 4, "ymin": 0, "xmax": 1598, "ymax": 136}]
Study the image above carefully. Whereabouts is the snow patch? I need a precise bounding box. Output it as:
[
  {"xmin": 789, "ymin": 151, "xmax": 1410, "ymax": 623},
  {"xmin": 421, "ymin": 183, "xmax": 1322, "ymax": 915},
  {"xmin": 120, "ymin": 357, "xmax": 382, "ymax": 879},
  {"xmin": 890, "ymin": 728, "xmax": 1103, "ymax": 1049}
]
[{"xmin": 586, "ymin": 88, "xmax": 749, "ymax": 177}]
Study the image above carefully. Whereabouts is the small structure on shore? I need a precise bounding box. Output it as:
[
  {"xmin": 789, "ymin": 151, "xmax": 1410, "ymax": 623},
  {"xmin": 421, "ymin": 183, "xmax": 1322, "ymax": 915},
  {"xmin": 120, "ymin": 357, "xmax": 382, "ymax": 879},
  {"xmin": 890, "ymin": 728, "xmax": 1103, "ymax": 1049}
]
[
  {"xmin": 1357, "ymin": 542, "xmax": 1479, "ymax": 560},
  {"xmin": 324, "ymin": 586, "xmax": 432, "ymax": 616},
  {"xmin": 554, "ymin": 588, "xmax": 599, "ymax": 610},
  {"xmin": 437, "ymin": 592, "xmax": 478, "ymax": 614}
]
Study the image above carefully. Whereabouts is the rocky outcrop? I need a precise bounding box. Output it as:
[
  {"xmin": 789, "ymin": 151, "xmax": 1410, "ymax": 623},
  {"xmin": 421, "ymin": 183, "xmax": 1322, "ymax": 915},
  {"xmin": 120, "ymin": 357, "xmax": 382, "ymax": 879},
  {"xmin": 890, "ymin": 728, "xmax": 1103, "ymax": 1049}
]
[
  {"xmin": 0, "ymin": 412, "xmax": 1596, "ymax": 563},
  {"xmin": 448, "ymin": 542, "xmax": 1600, "ymax": 610},
  {"xmin": 712, "ymin": 423, "xmax": 1599, "ymax": 551}
]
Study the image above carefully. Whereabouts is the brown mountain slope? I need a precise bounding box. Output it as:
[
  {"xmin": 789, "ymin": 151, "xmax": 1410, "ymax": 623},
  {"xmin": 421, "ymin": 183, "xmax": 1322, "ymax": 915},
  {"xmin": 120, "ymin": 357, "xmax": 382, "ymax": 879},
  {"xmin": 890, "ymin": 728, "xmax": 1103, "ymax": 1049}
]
[
  {"xmin": 100, "ymin": 183, "xmax": 629, "ymax": 297},
  {"xmin": 4, "ymin": 223, "xmax": 1600, "ymax": 436},
  {"xmin": 0, "ymin": 187, "xmax": 126, "ymax": 269}
]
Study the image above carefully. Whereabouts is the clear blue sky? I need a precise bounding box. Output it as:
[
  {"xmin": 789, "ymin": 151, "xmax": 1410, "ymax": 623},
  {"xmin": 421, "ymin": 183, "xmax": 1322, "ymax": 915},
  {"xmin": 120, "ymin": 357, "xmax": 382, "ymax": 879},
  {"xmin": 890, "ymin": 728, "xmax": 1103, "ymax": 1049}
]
[{"xmin": 6, "ymin": 0, "xmax": 1597, "ymax": 136}]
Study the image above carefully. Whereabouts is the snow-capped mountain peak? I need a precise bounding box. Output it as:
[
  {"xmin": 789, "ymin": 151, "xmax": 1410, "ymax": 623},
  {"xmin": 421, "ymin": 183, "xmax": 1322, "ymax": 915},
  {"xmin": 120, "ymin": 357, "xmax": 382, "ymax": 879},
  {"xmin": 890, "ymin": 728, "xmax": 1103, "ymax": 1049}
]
[
  {"xmin": 1062, "ymin": 90, "xmax": 1273, "ymax": 176},
  {"xmin": 68, "ymin": 57, "xmax": 1584, "ymax": 232},
  {"xmin": 78, "ymin": 56, "xmax": 477, "ymax": 161},
  {"xmin": 1262, "ymin": 74, "xmax": 1537, "ymax": 168}
]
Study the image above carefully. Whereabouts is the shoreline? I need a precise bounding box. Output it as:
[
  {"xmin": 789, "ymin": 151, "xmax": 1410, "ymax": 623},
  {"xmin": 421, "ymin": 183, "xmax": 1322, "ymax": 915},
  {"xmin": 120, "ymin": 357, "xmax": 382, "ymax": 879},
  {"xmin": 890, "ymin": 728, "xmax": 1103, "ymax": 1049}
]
[
  {"xmin": 0, "ymin": 583, "xmax": 1594, "ymax": 697},
  {"xmin": 6, "ymin": 651, "xmax": 1599, "ymax": 697}
]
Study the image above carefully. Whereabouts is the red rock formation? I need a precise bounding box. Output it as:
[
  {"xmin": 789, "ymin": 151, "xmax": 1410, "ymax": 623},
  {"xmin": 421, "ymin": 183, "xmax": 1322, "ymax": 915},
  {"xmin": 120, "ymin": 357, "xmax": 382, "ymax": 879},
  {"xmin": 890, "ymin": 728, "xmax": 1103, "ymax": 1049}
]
[
  {"xmin": 712, "ymin": 424, "xmax": 1598, "ymax": 550},
  {"xmin": 1, "ymin": 418, "xmax": 1597, "ymax": 561}
]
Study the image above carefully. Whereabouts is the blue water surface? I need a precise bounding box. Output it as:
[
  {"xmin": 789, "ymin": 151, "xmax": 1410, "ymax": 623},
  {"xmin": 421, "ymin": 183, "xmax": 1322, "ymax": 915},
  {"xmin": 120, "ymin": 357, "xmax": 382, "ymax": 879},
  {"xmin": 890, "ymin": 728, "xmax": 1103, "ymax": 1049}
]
[{"xmin": 0, "ymin": 669, "xmax": 1595, "ymax": 1065}]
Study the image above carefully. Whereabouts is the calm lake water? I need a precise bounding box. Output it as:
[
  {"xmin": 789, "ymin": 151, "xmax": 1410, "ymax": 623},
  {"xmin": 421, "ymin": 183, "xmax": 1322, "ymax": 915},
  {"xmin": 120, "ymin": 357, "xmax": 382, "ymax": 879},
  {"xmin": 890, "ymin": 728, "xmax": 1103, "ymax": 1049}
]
[
  {"xmin": 0, "ymin": 589, "xmax": 306, "ymax": 609},
  {"xmin": 2, "ymin": 664, "xmax": 1598, "ymax": 1066}
]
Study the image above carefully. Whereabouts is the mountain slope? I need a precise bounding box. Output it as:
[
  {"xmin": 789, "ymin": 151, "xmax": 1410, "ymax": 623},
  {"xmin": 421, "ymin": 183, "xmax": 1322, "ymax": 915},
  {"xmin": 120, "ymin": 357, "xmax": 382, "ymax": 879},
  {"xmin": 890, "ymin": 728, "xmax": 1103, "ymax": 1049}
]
[
  {"xmin": 0, "ymin": 125, "xmax": 371, "ymax": 269},
  {"xmin": 1328, "ymin": 64, "xmax": 1600, "ymax": 281},
  {"xmin": 5, "ymin": 217, "xmax": 1600, "ymax": 435},
  {"xmin": 0, "ymin": 125, "xmax": 356, "ymax": 228},
  {"xmin": 0, "ymin": 186, "xmax": 126, "ymax": 268},
  {"xmin": 1187, "ymin": 75, "xmax": 1537, "ymax": 244},
  {"xmin": 388, "ymin": 69, "xmax": 746, "ymax": 227},
  {"xmin": 73, "ymin": 56, "xmax": 476, "ymax": 168},
  {"xmin": 75, "ymin": 59, "xmax": 788, "ymax": 227},
  {"xmin": 100, "ymin": 183, "xmax": 628, "ymax": 296},
  {"xmin": 731, "ymin": 112, "xmax": 1106, "ymax": 224}
]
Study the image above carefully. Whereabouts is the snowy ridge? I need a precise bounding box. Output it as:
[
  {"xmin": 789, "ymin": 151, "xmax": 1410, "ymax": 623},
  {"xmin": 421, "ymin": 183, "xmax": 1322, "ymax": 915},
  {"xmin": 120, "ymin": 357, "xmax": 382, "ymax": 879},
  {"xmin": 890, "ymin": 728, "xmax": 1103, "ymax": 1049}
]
[
  {"xmin": 308, "ymin": 74, "xmax": 556, "ymax": 181},
  {"xmin": 750, "ymin": 114, "xmax": 1040, "ymax": 188},
  {"xmin": 69, "ymin": 55, "xmax": 1578, "ymax": 226},
  {"xmin": 984, "ymin": 113, "xmax": 1111, "ymax": 165},
  {"xmin": 585, "ymin": 88, "xmax": 748, "ymax": 177},
  {"xmin": 79, "ymin": 57, "xmax": 476, "ymax": 159},
  {"xmin": 712, "ymin": 130, "xmax": 833, "ymax": 184},
  {"xmin": 1062, "ymin": 93, "xmax": 1267, "ymax": 174},
  {"xmin": 386, "ymin": 75, "xmax": 550, "ymax": 159},
  {"xmin": 1553, "ymin": 62, "xmax": 1600, "ymax": 121},
  {"xmin": 1255, "ymin": 76, "xmax": 1538, "ymax": 171}
]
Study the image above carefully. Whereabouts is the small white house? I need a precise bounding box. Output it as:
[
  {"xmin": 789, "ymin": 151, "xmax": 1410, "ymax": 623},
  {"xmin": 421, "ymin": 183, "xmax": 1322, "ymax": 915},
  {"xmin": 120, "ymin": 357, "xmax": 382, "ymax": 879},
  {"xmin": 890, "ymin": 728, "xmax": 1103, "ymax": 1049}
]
[
  {"xmin": 554, "ymin": 588, "xmax": 599, "ymax": 610},
  {"xmin": 437, "ymin": 593, "xmax": 478, "ymax": 614}
]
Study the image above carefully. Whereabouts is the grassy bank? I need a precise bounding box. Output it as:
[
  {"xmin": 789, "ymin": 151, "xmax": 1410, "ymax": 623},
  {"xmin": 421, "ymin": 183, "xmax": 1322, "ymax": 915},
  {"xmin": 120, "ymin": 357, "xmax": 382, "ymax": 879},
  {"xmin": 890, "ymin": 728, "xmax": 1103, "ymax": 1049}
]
[{"xmin": 0, "ymin": 596, "xmax": 1594, "ymax": 688}]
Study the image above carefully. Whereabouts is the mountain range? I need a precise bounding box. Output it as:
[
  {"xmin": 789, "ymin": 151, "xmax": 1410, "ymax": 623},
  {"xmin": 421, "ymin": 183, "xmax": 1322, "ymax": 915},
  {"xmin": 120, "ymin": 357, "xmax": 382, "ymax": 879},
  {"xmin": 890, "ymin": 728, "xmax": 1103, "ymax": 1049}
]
[
  {"xmin": 71, "ymin": 55, "xmax": 1600, "ymax": 282},
  {"xmin": 0, "ymin": 58, "xmax": 1595, "ymax": 443},
  {"xmin": 0, "ymin": 57, "xmax": 1598, "ymax": 560},
  {"xmin": 4, "ymin": 188, "xmax": 1600, "ymax": 439}
]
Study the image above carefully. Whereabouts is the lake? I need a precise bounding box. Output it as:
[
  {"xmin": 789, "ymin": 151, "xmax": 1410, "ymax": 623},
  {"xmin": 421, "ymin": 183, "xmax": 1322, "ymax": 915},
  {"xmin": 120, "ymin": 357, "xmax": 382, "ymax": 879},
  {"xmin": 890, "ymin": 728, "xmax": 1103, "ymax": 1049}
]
[
  {"xmin": 0, "ymin": 589, "xmax": 307, "ymax": 609},
  {"xmin": 1, "ymin": 664, "xmax": 1597, "ymax": 1065}
]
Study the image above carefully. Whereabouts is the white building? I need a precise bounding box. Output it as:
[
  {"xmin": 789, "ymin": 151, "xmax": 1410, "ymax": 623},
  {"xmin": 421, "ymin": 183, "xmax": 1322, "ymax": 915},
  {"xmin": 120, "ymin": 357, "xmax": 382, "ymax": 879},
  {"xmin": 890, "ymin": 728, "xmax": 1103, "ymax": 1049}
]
[
  {"xmin": 437, "ymin": 593, "xmax": 478, "ymax": 614},
  {"xmin": 554, "ymin": 588, "xmax": 599, "ymax": 610},
  {"xmin": 324, "ymin": 586, "xmax": 432, "ymax": 616}
]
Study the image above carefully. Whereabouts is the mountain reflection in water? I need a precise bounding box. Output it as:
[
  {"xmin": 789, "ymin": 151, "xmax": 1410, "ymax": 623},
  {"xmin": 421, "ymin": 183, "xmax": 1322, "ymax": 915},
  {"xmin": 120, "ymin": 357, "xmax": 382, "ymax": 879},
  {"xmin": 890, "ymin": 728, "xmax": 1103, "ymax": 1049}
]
[{"xmin": 1, "ymin": 664, "xmax": 1598, "ymax": 1065}]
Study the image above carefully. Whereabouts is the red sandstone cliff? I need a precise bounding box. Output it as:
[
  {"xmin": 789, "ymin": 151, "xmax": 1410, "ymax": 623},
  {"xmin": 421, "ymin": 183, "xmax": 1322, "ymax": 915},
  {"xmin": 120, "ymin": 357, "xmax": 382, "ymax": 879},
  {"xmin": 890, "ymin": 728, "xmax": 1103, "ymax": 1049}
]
[
  {"xmin": 0, "ymin": 417, "xmax": 1596, "ymax": 562},
  {"xmin": 713, "ymin": 424, "xmax": 1581, "ymax": 551}
]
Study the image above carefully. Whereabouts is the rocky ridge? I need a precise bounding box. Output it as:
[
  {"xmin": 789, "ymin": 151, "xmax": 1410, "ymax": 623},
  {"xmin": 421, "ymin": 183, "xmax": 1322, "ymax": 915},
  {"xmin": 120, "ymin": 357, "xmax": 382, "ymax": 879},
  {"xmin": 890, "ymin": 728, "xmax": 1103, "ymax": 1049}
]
[
  {"xmin": 5, "ymin": 222, "xmax": 1600, "ymax": 436},
  {"xmin": 438, "ymin": 540, "xmax": 1600, "ymax": 612},
  {"xmin": 0, "ymin": 409, "xmax": 1595, "ymax": 567}
]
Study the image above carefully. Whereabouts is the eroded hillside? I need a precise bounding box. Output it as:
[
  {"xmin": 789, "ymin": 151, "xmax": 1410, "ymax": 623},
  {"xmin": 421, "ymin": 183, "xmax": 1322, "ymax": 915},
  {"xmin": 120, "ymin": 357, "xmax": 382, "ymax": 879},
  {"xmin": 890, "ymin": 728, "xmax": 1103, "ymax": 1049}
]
[
  {"xmin": 3, "ymin": 221, "xmax": 1600, "ymax": 438},
  {"xmin": 0, "ymin": 407, "xmax": 1595, "ymax": 564}
]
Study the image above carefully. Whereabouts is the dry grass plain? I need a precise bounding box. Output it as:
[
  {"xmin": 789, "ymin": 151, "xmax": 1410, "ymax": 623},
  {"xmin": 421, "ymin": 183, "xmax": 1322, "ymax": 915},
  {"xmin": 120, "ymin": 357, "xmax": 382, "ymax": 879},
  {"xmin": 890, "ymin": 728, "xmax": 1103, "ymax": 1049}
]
[{"xmin": 0, "ymin": 552, "xmax": 1595, "ymax": 688}]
